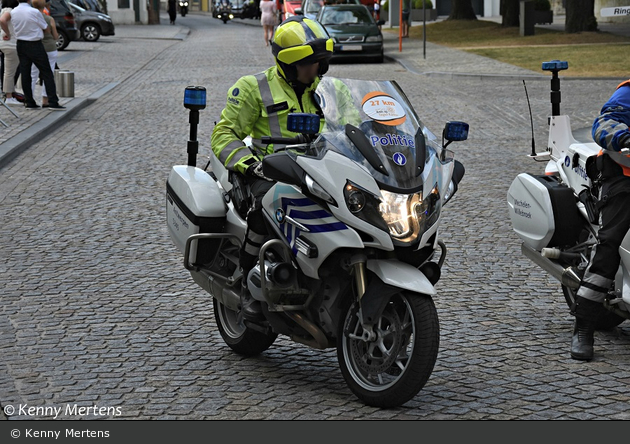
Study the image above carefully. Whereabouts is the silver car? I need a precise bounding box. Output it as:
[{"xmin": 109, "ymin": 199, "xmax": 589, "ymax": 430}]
[{"xmin": 68, "ymin": 2, "xmax": 115, "ymax": 42}]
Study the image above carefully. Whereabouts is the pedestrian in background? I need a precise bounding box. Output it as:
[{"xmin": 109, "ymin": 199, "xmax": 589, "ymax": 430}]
[
  {"xmin": 0, "ymin": 0, "xmax": 20, "ymax": 105},
  {"xmin": 167, "ymin": 0, "xmax": 176, "ymax": 24},
  {"xmin": 30, "ymin": 0, "xmax": 57, "ymax": 108},
  {"xmin": 0, "ymin": 0, "xmax": 64, "ymax": 110},
  {"xmin": 402, "ymin": 0, "xmax": 410, "ymax": 37},
  {"xmin": 260, "ymin": 0, "xmax": 276, "ymax": 46}
]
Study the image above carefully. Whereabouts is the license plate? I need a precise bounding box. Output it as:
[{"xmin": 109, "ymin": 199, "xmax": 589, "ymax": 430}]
[{"xmin": 340, "ymin": 45, "xmax": 362, "ymax": 51}]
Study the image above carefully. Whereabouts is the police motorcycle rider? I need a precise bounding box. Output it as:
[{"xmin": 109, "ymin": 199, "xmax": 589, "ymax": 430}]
[
  {"xmin": 571, "ymin": 79, "xmax": 630, "ymax": 361},
  {"xmin": 210, "ymin": 16, "xmax": 334, "ymax": 321}
]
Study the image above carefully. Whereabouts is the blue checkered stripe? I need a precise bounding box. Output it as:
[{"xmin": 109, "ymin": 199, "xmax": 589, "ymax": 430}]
[{"xmin": 279, "ymin": 197, "xmax": 348, "ymax": 255}]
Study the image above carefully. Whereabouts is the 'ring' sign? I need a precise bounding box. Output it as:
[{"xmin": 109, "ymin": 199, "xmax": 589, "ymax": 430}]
[{"xmin": 600, "ymin": 6, "xmax": 630, "ymax": 16}]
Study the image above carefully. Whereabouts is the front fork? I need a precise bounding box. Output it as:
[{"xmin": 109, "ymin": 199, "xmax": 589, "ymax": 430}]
[{"xmin": 350, "ymin": 253, "xmax": 377, "ymax": 342}]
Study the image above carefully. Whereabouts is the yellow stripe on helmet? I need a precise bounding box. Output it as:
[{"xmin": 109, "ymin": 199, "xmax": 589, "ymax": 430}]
[{"xmin": 277, "ymin": 45, "xmax": 315, "ymax": 65}]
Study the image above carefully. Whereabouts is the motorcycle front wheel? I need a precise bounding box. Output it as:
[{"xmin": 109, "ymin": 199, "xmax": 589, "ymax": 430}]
[
  {"xmin": 212, "ymin": 298, "xmax": 277, "ymax": 356},
  {"xmin": 337, "ymin": 291, "xmax": 439, "ymax": 408}
]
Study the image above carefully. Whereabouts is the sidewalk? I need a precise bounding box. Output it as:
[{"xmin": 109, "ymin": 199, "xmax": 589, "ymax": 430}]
[
  {"xmin": 0, "ymin": 14, "xmax": 626, "ymax": 170},
  {"xmin": 0, "ymin": 22, "xmax": 189, "ymax": 170}
]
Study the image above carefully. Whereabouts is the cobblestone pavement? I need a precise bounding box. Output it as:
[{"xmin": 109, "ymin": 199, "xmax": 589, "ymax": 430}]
[{"xmin": 1, "ymin": 13, "xmax": 630, "ymax": 420}]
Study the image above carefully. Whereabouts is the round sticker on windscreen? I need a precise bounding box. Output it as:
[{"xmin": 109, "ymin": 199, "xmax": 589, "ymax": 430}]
[{"xmin": 361, "ymin": 91, "xmax": 407, "ymax": 126}]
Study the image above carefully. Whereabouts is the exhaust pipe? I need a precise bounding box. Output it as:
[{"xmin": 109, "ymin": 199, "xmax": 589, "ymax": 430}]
[
  {"xmin": 521, "ymin": 243, "xmax": 581, "ymax": 290},
  {"xmin": 190, "ymin": 268, "xmax": 241, "ymax": 311},
  {"xmin": 284, "ymin": 311, "xmax": 330, "ymax": 350}
]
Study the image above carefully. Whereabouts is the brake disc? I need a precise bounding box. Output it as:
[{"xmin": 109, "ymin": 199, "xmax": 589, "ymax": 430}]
[{"xmin": 348, "ymin": 304, "xmax": 405, "ymax": 375}]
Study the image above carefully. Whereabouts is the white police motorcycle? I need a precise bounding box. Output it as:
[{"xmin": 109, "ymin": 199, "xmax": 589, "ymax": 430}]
[
  {"xmin": 166, "ymin": 77, "xmax": 468, "ymax": 408},
  {"xmin": 507, "ymin": 60, "xmax": 629, "ymax": 329}
]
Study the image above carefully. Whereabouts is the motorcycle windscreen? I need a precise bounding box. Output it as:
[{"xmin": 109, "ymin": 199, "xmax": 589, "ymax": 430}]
[{"xmin": 313, "ymin": 77, "xmax": 447, "ymax": 192}]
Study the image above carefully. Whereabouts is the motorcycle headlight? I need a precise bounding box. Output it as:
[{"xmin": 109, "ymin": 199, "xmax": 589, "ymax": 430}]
[
  {"xmin": 343, "ymin": 181, "xmax": 388, "ymax": 233},
  {"xmin": 379, "ymin": 186, "xmax": 441, "ymax": 243}
]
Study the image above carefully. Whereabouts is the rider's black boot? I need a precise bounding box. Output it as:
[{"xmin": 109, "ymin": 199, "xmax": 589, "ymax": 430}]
[
  {"xmin": 240, "ymin": 280, "xmax": 263, "ymax": 322},
  {"xmin": 571, "ymin": 316, "xmax": 595, "ymax": 361},
  {"xmin": 570, "ymin": 296, "xmax": 604, "ymax": 361}
]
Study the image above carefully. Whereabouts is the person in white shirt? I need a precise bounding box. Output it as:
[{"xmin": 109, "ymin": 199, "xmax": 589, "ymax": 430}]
[{"xmin": 0, "ymin": 0, "xmax": 64, "ymax": 110}]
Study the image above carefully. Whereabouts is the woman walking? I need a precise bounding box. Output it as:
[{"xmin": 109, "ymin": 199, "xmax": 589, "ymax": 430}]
[
  {"xmin": 0, "ymin": 0, "xmax": 20, "ymax": 105},
  {"xmin": 259, "ymin": 0, "xmax": 276, "ymax": 46}
]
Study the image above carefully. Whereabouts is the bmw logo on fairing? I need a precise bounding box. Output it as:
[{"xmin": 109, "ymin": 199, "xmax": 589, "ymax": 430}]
[
  {"xmin": 275, "ymin": 208, "xmax": 285, "ymax": 223},
  {"xmin": 393, "ymin": 152, "xmax": 407, "ymax": 166}
]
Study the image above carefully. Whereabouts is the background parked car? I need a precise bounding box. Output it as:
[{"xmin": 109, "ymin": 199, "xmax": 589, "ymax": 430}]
[
  {"xmin": 69, "ymin": 2, "xmax": 115, "ymax": 42},
  {"xmin": 297, "ymin": 0, "xmax": 359, "ymax": 21},
  {"xmin": 69, "ymin": 0, "xmax": 105, "ymax": 13},
  {"xmin": 49, "ymin": 0, "xmax": 80, "ymax": 51},
  {"xmin": 316, "ymin": 4, "xmax": 384, "ymax": 62}
]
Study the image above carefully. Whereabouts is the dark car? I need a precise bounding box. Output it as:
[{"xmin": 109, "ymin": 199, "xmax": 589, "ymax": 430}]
[
  {"xmin": 69, "ymin": 0, "xmax": 106, "ymax": 13},
  {"xmin": 49, "ymin": 0, "xmax": 80, "ymax": 51},
  {"xmin": 69, "ymin": 2, "xmax": 115, "ymax": 42},
  {"xmin": 316, "ymin": 4, "xmax": 384, "ymax": 62},
  {"xmin": 297, "ymin": 0, "xmax": 359, "ymax": 21},
  {"xmin": 212, "ymin": 0, "xmax": 256, "ymax": 19}
]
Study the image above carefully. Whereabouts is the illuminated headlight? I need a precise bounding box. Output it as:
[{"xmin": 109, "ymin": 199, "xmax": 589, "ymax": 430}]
[
  {"xmin": 379, "ymin": 186, "xmax": 441, "ymax": 242},
  {"xmin": 365, "ymin": 35, "xmax": 382, "ymax": 42}
]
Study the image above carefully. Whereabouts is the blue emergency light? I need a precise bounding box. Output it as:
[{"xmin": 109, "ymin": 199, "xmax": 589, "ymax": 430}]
[
  {"xmin": 542, "ymin": 60, "xmax": 568, "ymax": 72},
  {"xmin": 184, "ymin": 86, "xmax": 206, "ymax": 111},
  {"xmin": 444, "ymin": 121, "xmax": 469, "ymax": 142},
  {"xmin": 286, "ymin": 113, "xmax": 320, "ymax": 134}
]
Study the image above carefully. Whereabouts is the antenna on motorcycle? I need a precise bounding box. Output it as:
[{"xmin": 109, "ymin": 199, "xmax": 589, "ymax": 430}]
[
  {"xmin": 522, "ymin": 80, "xmax": 537, "ymax": 158},
  {"xmin": 183, "ymin": 86, "xmax": 207, "ymax": 167}
]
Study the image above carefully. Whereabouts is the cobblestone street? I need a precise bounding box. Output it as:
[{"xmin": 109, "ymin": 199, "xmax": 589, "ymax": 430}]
[{"xmin": 1, "ymin": 13, "xmax": 629, "ymax": 420}]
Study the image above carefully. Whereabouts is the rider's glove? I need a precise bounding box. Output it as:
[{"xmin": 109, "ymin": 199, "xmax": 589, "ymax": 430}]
[{"xmin": 246, "ymin": 161, "xmax": 271, "ymax": 181}]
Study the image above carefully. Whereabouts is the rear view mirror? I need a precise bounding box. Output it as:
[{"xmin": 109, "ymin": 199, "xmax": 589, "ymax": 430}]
[{"xmin": 443, "ymin": 121, "xmax": 469, "ymax": 142}]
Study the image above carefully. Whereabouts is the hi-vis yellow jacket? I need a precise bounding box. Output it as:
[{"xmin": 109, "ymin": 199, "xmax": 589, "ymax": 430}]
[{"xmin": 211, "ymin": 66, "xmax": 321, "ymax": 175}]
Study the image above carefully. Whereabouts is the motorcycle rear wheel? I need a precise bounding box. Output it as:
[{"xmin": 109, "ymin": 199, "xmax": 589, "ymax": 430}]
[
  {"xmin": 337, "ymin": 292, "xmax": 439, "ymax": 408},
  {"xmin": 561, "ymin": 285, "xmax": 625, "ymax": 330},
  {"xmin": 213, "ymin": 298, "xmax": 277, "ymax": 356}
]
